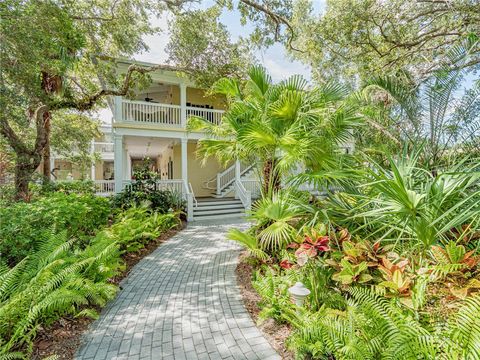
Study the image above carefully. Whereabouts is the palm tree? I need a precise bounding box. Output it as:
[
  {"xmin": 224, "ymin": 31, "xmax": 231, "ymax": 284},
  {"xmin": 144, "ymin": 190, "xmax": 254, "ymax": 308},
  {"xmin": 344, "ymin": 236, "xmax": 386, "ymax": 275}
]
[
  {"xmin": 188, "ymin": 66, "xmax": 359, "ymax": 196},
  {"xmin": 363, "ymin": 35, "xmax": 480, "ymax": 170}
]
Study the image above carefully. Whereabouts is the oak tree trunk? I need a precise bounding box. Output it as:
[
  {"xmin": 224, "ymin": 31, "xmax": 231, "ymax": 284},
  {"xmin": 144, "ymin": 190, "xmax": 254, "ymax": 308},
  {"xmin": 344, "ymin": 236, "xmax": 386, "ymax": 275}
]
[
  {"xmin": 40, "ymin": 72, "xmax": 61, "ymax": 183},
  {"xmin": 15, "ymin": 152, "xmax": 42, "ymax": 200},
  {"xmin": 42, "ymin": 111, "xmax": 51, "ymax": 181}
]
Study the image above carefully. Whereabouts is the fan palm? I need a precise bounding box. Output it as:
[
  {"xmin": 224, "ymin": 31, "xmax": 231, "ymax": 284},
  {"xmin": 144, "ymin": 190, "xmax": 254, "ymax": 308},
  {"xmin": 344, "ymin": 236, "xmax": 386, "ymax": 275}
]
[
  {"xmin": 326, "ymin": 151, "xmax": 480, "ymax": 251},
  {"xmin": 188, "ymin": 66, "xmax": 360, "ymax": 197}
]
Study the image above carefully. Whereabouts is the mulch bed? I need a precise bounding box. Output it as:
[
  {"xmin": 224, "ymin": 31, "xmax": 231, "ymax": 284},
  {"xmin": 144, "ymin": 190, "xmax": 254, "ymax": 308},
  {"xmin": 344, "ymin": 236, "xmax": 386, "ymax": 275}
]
[
  {"xmin": 31, "ymin": 222, "xmax": 186, "ymax": 360},
  {"xmin": 235, "ymin": 251, "xmax": 295, "ymax": 360}
]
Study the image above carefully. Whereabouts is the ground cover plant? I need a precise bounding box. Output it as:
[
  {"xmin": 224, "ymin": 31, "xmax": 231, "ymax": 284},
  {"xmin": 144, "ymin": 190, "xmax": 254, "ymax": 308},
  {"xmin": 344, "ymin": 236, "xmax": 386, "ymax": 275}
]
[
  {"xmin": 231, "ymin": 148, "xmax": 480, "ymax": 359},
  {"xmin": 0, "ymin": 203, "xmax": 180, "ymax": 358},
  {"xmin": 0, "ymin": 192, "xmax": 110, "ymax": 266}
]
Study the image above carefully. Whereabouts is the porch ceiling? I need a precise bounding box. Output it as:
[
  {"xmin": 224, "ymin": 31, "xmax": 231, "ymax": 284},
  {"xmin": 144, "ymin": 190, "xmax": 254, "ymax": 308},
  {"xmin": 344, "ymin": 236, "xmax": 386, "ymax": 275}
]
[{"xmin": 124, "ymin": 136, "xmax": 174, "ymax": 158}]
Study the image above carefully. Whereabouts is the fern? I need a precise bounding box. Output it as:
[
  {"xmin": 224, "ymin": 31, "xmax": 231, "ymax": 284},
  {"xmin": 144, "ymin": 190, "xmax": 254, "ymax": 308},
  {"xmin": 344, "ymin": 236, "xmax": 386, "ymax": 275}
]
[
  {"xmin": 0, "ymin": 208, "xmax": 179, "ymax": 357},
  {"xmin": 282, "ymin": 286, "xmax": 480, "ymax": 359}
]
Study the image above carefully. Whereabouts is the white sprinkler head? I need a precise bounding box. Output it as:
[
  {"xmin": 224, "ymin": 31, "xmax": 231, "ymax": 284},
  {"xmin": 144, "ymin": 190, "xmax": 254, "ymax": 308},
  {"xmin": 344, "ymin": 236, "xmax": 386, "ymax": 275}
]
[{"xmin": 288, "ymin": 282, "xmax": 311, "ymax": 307}]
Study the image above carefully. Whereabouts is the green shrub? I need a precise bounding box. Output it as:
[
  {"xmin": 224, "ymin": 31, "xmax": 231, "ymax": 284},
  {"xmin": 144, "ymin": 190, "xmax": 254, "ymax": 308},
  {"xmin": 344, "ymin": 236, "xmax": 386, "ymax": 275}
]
[
  {"xmin": 0, "ymin": 193, "xmax": 110, "ymax": 265},
  {"xmin": 111, "ymin": 162, "xmax": 185, "ymax": 213},
  {"xmin": 111, "ymin": 185, "xmax": 185, "ymax": 213},
  {"xmin": 0, "ymin": 207, "xmax": 180, "ymax": 357},
  {"xmin": 34, "ymin": 180, "xmax": 96, "ymax": 195},
  {"xmin": 103, "ymin": 204, "xmax": 180, "ymax": 253}
]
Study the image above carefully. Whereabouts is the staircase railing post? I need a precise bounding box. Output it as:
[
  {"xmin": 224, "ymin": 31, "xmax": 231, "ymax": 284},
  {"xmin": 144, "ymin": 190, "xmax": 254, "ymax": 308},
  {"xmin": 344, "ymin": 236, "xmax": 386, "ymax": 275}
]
[
  {"xmin": 216, "ymin": 173, "xmax": 221, "ymax": 195},
  {"xmin": 186, "ymin": 193, "xmax": 194, "ymax": 221}
]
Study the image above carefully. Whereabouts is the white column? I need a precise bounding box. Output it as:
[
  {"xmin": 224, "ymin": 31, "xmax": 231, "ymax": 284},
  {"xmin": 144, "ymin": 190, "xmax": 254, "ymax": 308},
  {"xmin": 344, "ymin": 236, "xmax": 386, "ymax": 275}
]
[
  {"xmin": 180, "ymin": 83, "xmax": 187, "ymax": 128},
  {"xmin": 90, "ymin": 140, "xmax": 95, "ymax": 180},
  {"xmin": 113, "ymin": 96, "xmax": 123, "ymax": 123},
  {"xmin": 113, "ymin": 134, "xmax": 124, "ymax": 193},
  {"xmin": 181, "ymin": 138, "xmax": 188, "ymax": 183},
  {"xmin": 123, "ymin": 149, "xmax": 128, "ymax": 180},
  {"xmin": 127, "ymin": 153, "xmax": 132, "ymax": 179}
]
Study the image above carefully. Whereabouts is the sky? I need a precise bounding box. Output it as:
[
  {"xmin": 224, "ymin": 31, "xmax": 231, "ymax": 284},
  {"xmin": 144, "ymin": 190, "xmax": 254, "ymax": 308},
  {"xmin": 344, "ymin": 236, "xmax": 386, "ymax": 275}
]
[
  {"xmin": 136, "ymin": 1, "xmax": 324, "ymax": 81},
  {"xmin": 100, "ymin": 1, "xmax": 325, "ymax": 122}
]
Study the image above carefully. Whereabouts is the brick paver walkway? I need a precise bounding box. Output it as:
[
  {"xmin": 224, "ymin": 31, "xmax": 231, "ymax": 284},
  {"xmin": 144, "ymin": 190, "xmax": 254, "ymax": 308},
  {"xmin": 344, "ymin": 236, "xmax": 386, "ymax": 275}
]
[{"xmin": 77, "ymin": 220, "xmax": 280, "ymax": 360}]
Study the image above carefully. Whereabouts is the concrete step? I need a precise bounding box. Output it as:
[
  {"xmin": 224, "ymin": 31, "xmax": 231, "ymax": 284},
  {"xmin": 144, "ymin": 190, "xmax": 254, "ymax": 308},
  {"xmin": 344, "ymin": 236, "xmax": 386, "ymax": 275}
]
[
  {"xmin": 193, "ymin": 212, "xmax": 247, "ymax": 221},
  {"xmin": 194, "ymin": 203, "xmax": 244, "ymax": 211},
  {"xmin": 193, "ymin": 208, "xmax": 245, "ymax": 216},
  {"xmin": 196, "ymin": 199, "xmax": 242, "ymax": 206}
]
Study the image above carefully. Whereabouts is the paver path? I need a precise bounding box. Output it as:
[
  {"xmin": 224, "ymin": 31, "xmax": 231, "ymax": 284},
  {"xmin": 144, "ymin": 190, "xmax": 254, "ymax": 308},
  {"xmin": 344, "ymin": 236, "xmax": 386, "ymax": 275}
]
[{"xmin": 77, "ymin": 220, "xmax": 280, "ymax": 360}]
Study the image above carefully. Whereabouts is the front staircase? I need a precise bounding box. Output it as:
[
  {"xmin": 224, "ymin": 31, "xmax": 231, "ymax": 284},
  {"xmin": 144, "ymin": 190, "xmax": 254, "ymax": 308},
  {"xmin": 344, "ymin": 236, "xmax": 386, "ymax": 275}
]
[
  {"xmin": 203, "ymin": 163, "xmax": 256, "ymax": 198},
  {"xmin": 193, "ymin": 197, "xmax": 246, "ymax": 221}
]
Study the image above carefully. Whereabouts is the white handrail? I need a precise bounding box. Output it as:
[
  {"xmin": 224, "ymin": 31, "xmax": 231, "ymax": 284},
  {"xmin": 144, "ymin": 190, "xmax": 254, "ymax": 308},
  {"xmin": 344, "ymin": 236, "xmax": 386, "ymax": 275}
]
[
  {"xmin": 183, "ymin": 179, "xmax": 194, "ymax": 221},
  {"xmin": 186, "ymin": 106, "xmax": 223, "ymax": 125},
  {"xmin": 235, "ymin": 179, "xmax": 251, "ymax": 211},
  {"xmin": 188, "ymin": 182, "xmax": 198, "ymax": 208},
  {"xmin": 215, "ymin": 163, "xmax": 255, "ymax": 195},
  {"xmin": 241, "ymin": 179, "xmax": 261, "ymax": 199}
]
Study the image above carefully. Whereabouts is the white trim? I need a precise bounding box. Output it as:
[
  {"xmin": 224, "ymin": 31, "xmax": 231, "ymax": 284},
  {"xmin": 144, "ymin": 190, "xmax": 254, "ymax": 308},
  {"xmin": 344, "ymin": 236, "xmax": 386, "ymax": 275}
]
[{"xmin": 113, "ymin": 134, "xmax": 124, "ymax": 193}]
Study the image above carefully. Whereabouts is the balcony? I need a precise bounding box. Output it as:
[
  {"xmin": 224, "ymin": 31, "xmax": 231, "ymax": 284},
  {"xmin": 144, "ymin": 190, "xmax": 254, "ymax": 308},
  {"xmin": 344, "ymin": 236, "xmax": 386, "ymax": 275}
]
[
  {"xmin": 115, "ymin": 98, "xmax": 224, "ymax": 128},
  {"xmin": 93, "ymin": 142, "xmax": 114, "ymax": 153}
]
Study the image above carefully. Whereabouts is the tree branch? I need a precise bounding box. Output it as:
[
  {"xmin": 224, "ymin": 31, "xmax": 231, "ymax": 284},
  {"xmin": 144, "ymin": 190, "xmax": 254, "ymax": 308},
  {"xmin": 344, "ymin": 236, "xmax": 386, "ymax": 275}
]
[{"xmin": 238, "ymin": 0, "xmax": 304, "ymax": 53}]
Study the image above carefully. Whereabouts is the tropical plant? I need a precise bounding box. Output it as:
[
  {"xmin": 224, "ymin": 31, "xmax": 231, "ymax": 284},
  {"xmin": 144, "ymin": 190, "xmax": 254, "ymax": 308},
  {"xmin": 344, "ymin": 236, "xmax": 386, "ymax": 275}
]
[
  {"xmin": 227, "ymin": 229, "xmax": 269, "ymax": 261},
  {"xmin": 364, "ymin": 35, "xmax": 480, "ymax": 169},
  {"xmin": 284, "ymin": 286, "xmax": 480, "ymax": 359},
  {"xmin": 252, "ymin": 266, "xmax": 294, "ymax": 324},
  {"xmin": 0, "ymin": 232, "xmax": 119, "ymax": 356},
  {"xmin": 325, "ymin": 152, "xmax": 480, "ymax": 251},
  {"xmin": 0, "ymin": 193, "xmax": 110, "ymax": 265},
  {"xmin": 247, "ymin": 190, "xmax": 312, "ymax": 253},
  {"xmin": 106, "ymin": 204, "xmax": 180, "ymax": 253},
  {"xmin": 111, "ymin": 163, "xmax": 185, "ymax": 213},
  {"xmin": 0, "ymin": 204, "xmax": 179, "ymax": 357},
  {"xmin": 188, "ymin": 66, "xmax": 359, "ymax": 196}
]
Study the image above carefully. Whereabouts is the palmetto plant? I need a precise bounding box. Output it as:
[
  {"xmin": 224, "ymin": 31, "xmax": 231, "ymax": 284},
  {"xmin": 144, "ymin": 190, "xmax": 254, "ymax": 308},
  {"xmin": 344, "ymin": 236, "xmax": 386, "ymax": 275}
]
[
  {"xmin": 326, "ymin": 152, "xmax": 480, "ymax": 251},
  {"xmin": 284, "ymin": 286, "xmax": 480, "ymax": 360},
  {"xmin": 248, "ymin": 190, "xmax": 312, "ymax": 252},
  {"xmin": 188, "ymin": 66, "xmax": 359, "ymax": 196}
]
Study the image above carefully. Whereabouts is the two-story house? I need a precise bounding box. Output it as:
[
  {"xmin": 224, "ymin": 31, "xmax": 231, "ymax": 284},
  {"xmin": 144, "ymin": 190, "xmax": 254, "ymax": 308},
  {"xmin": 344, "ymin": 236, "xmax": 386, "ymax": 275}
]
[{"xmin": 48, "ymin": 60, "xmax": 259, "ymax": 221}]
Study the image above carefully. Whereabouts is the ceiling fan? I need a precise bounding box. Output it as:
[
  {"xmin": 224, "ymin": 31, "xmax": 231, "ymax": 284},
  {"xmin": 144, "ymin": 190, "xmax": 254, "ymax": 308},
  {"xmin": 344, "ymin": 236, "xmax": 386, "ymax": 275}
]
[{"xmin": 144, "ymin": 93, "xmax": 158, "ymax": 103}]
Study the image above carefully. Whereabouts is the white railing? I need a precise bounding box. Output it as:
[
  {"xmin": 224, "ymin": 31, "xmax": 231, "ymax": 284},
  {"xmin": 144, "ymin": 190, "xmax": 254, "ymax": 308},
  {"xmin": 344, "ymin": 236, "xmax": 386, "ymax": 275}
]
[
  {"xmin": 188, "ymin": 182, "xmax": 198, "ymax": 208},
  {"xmin": 216, "ymin": 165, "xmax": 236, "ymax": 195},
  {"xmin": 122, "ymin": 100, "xmax": 182, "ymax": 126},
  {"xmin": 117, "ymin": 99, "xmax": 224, "ymax": 127},
  {"xmin": 184, "ymin": 180, "xmax": 194, "ymax": 221},
  {"xmin": 187, "ymin": 106, "xmax": 223, "ymax": 125},
  {"xmin": 94, "ymin": 180, "xmax": 115, "ymax": 195},
  {"xmin": 241, "ymin": 179, "xmax": 261, "ymax": 199},
  {"xmin": 235, "ymin": 180, "xmax": 251, "ymax": 211},
  {"xmin": 214, "ymin": 163, "xmax": 255, "ymax": 195},
  {"xmin": 122, "ymin": 179, "xmax": 185, "ymax": 195},
  {"xmin": 93, "ymin": 142, "xmax": 114, "ymax": 153}
]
